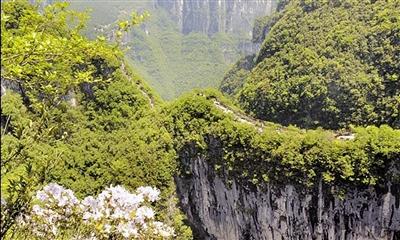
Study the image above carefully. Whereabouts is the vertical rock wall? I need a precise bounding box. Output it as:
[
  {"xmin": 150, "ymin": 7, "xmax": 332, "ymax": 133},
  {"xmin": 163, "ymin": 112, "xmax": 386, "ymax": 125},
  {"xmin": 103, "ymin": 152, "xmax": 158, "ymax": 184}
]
[
  {"xmin": 176, "ymin": 144, "xmax": 400, "ymax": 240},
  {"xmin": 155, "ymin": 0, "xmax": 277, "ymax": 36}
]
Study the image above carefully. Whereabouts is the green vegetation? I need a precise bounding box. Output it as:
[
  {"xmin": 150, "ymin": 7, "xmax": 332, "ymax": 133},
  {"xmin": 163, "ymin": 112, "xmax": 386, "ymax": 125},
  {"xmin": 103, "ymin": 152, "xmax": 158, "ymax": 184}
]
[
  {"xmin": 70, "ymin": 1, "xmax": 243, "ymax": 100},
  {"xmin": 223, "ymin": 0, "xmax": 400, "ymax": 129},
  {"xmin": 129, "ymin": 29, "xmax": 241, "ymax": 99},
  {"xmin": 165, "ymin": 92, "xmax": 400, "ymax": 189},
  {"xmin": 252, "ymin": 16, "xmax": 273, "ymax": 44},
  {"xmin": 1, "ymin": 1, "xmax": 191, "ymax": 238},
  {"xmin": 220, "ymin": 55, "xmax": 255, "ymax": 96},
  {"xmin": 2, "ymin": 0, "xmax": 399, "ymax": 239}
]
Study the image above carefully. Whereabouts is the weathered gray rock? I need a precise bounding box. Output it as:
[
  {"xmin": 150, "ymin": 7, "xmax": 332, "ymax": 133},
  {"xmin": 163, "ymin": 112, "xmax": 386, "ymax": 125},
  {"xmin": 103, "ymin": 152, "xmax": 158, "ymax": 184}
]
[
  {"xmin": 176, "ymin": 147, "xmax": 400, "ymax": 240},
  {"xmin": 155, "ymin": 0, "xmax": 278, "ymax": 37},
  {"xmin": 1, "ymin": 79, "xmax": 22, "ymax": 97},
  {"xmin": 1, "ymin": 79, "xmax": 78, "ymax": 107}
]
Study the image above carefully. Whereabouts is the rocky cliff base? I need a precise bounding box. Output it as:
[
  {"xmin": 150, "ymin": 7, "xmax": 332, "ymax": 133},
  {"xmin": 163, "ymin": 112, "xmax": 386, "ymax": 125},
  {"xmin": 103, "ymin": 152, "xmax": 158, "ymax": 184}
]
[{"xmin": 176, "ymin": 153, "xmax": 399, "ymax": 240}]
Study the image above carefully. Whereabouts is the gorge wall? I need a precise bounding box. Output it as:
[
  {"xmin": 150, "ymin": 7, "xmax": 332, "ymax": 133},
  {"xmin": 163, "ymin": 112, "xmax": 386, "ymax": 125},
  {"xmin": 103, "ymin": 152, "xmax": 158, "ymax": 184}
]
[
  {"xmin": 155, "ymin": 0, "xmax": 278, "ymax": 37},
  {"xmin": 65, "ymin": 0, "xmax": 280, "ymax": 99},
  {"xmin": 175, "ymin": 142, "xmax": 400, "ymax": 240}
]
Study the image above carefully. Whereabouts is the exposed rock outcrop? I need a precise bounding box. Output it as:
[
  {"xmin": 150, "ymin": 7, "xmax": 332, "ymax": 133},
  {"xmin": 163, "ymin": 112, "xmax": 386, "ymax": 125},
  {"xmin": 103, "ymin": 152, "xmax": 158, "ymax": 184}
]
[
  {"xmin": 176, "ymin": 141, "xmax": 400, "ymax": 240},
  {"xmin": 155, "ymin": 0, "xmax": 278, "ymax": 37}
]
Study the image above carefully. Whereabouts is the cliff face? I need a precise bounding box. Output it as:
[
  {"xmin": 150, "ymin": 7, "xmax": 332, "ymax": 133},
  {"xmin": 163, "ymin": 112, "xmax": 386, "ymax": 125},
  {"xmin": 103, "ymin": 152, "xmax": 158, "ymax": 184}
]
[
  {"xmin": 155, "ymin": 0, "xmax": 277, "ymax": 36},
  {"xmin": 176, "ymin": 142, "xmax": 400, "ymax": 240}
]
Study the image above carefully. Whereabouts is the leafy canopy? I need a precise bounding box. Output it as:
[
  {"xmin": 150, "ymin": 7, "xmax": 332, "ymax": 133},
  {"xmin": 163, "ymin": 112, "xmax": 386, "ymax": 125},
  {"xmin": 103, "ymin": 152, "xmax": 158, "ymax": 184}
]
[{"xmin": 222, "ymin": 0, "xmax": 400, "ymax": 129}]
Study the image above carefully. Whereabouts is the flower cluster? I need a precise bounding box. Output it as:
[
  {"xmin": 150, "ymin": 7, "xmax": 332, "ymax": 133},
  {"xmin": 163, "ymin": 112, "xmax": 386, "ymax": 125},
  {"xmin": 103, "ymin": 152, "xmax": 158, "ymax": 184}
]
[
  {"xmin": 20, "ymin": 183, "xmax": 81, "ymax": 237},
  {"xmin": 81, "ymin": 185, "xmax": 171, "ymax": 238},
  {"xmin": 23, "ymin": 183, "xmax": 174, "ymax": 239}
]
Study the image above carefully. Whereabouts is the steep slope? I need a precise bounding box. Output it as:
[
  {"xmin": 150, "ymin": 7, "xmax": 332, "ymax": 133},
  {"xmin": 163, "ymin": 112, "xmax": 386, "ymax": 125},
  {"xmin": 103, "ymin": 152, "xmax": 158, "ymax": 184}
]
[
  {"xmin": 69, "ymin": 0, "xmax": 279, "ymax": 99},
  {"xmin": 165, "ymin": 91, "xmax": 400, "ymax": 239},
  {"xmin": 0, "ymin": 2, "xmax": 191, "ymax": 238},
  {"xmin": 220, "ymin": 54, "xmax": 256, "ymax": 96},
  {"xmin": 222, "ymin": 0, "xmax": 400, "ymax": 129}
]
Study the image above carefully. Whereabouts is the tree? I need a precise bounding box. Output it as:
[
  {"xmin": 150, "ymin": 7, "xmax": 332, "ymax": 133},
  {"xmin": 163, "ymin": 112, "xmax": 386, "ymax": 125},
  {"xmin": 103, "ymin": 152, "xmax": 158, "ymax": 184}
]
[
  {"xmin": 0, "ymin": 1, "xmax": 148, "ymax": 237},
  {"xmin": 223, "ymin": 0, "xmax": 399, "ymax": 129}
]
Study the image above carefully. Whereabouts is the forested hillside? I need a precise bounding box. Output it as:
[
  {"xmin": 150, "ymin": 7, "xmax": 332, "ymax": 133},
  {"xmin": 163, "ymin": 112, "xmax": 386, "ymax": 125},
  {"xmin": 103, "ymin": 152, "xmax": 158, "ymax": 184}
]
[
  {"xmin": 168, "ymin": 91, "xmax": 399, "ymax": 239},
  {"xmin": 1, "ymin": 0, "xmax": 399, "ymax": 239},
  {"xmin": 222, "ymin": 0, "xmax": 400, "ymax": 129},
  {"xmin": 1, "ymin": 1, "xmax": 191, "ymax": 238},
  {"xmin": 69, "ymin": 0, "xmax": 273, "ymax": 99}
]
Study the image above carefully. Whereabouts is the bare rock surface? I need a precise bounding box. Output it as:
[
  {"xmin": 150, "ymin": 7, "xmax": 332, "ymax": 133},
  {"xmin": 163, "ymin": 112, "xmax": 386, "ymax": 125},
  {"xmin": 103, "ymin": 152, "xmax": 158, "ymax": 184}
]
[
  {"xmin": 176, "ymin": 152, "xmax": 400, "ymax": 240},
  {"xmin": 155, "ymin": 0, "xmax": 277, "ymax": 36}
]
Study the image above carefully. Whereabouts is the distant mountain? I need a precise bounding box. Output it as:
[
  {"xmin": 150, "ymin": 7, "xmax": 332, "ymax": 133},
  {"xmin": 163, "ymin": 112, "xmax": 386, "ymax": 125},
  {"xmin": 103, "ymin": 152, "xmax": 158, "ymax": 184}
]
[
  {"xmin": 155, "ymin": 0, "xmax": 277, "ymax": 36},
  {"xmin": 68, "ymin": 0, "xmax": 279, "ymax": 99}
]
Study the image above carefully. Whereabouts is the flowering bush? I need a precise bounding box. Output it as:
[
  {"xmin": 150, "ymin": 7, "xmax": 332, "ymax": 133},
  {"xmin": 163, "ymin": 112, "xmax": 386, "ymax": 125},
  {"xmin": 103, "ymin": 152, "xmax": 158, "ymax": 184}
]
[
  {"xmin": 19, "ymin": 183, "xmax": 174, "ymax": 239},
  {"xmin": 24, "ymin": 183, "xmax": 81, "ymax": 237}
]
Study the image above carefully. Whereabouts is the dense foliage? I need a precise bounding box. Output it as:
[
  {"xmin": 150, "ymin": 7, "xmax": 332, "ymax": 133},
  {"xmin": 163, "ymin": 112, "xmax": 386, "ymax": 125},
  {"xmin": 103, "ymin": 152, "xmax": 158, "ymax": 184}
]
[
  {"xmin": 223, "ymin": 0, "xmax": 400, "ymax": 129},
  {"xmin": 166, "ymin": 92, "xmax": 400, "ymax": 190},
  {"xmin": 219, "ymin": 55, "xmax": 255, "ymax": 96},
  {"xmin": 1, "ymin": 1, "xmax": 191, "ymax": 239},
  {"xmin": 2, "ymin": 1, "xmax": 399, "ymax": 239}
]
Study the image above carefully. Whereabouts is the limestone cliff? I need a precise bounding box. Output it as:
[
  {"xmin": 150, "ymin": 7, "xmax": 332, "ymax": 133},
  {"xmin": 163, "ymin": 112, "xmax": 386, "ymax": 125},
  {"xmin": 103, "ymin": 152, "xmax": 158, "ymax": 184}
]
[
  {"xmin": 176, "ymin": 141, "xmax": 400, "ymax": 240},
  {"xmin": 155, "ymin": 0, "xmax": 278, "ymax": 37}
]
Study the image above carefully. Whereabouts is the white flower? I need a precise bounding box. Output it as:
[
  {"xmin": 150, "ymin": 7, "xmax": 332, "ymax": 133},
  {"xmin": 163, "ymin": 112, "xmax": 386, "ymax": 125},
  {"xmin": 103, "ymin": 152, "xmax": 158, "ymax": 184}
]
[
  {"xmin": 136, "ymin": 186, "xmax": 160, "ymax": 202},
  {"xmin": 36, "ymin": 191, "xmax": 48, "ymax": 202},
  {"xmin": 57, "ymin": 196, "xmax": 68, "ymax": 207},
  {"xmin": 111, "ymin": 208, "xmax": 126, "ymax": 219},
  {"xmin": 51, "ymin": 225, "xmax": 58, "ymax": 235},
  {"xmin": 153, "ymin": 221, "xmax": 175, "ymax": 237},
  {"xmin": 43, "ymin": 183, "xmax": 63, "ymax": 199},
  {"xmin": 32, "ymin": 205, "xmax": 44, "ymax": 217},
  {"xmin": 65, "ymin": 189, "xmax": 79, "ymax": 205},
  {"xmin": 108, "ymin": 185, "xmax": 127, "ymax": 197},
  {"xmin": 82, "ymin": 212, "xmax": 91, "ymax": 221},
  {"xmin": 97, "ymin": 190, "xmax": 110, "ymax": 203},
  {"xmin": 82, "ymin": 196, "xmax": 98, "ymax": 210},
  {"xmin": 103, "ymin": 224, "xmax": 112, "ymax": 234},
  {"xmin": 124, "ymin": 192, "xmax": 144, "ymax": 208},
  {"xmin": 116, "ymin": 222, "xmax": 138, "ymax": 238},
  {"xmin": 135, "ymin": 206, "xmax": 154, "ymax": 224},
  {"xmin": 26, "ymin": 183, "xmax": 173, "ymax": 239},
  {"xmin": 107, "ymin": 185, "xmax": 144, "ymax": 209}
]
